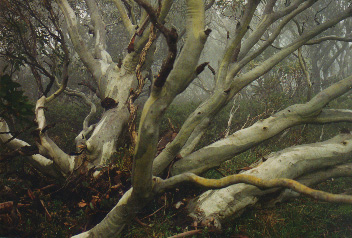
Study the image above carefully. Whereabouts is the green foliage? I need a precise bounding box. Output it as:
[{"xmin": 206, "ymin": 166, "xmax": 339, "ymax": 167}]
[{"xmin": 0, "ymin": 73, "xmax": 34, "ymax": 122}]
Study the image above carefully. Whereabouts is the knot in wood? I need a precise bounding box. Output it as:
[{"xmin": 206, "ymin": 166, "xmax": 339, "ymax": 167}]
[{"xmin": 101, "ymin": 97, "xmax": 118, "ymax": 110}]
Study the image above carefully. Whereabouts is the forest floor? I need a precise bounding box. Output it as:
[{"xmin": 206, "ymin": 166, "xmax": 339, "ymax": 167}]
[{"xmin": 1, "ymin": 100, "xmax": 352, "ymax": 237}]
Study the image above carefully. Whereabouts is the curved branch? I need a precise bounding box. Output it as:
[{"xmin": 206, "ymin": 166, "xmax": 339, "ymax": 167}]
[
  {"xmin": 185, "ymin": 133, "xmax": 352, "ymax": 226},
  {"xmin": 85, "ymin": 0, "xmax": 112, "ymax": 63},
  {"xmin": 269, "ymin": 163, "xmax": 352, "ymax": 206},
  {"xmin": 54, "ymin": 77, "xmax": 97, "ymax": 135},
  {"xmin": 232, "ymin": 0, "xmax": 317, "ymax": 82},
  {"xmin": 230, "ymin": 5, "xmax": 352, "ymax": 92},
  {"xmin": 35, "ymin": 96, "xmax": 75, "ymax": 175},
  {"xmin": 171, "ymin": 75, "xmax": 352, "ymax": 175},
  {"xmin": 55, "ymin": 0, "xmax": 101, "ymax": 79},
  {"xmin": 62, "ymin": 88, "xmax": 97, "ymax": 148},
  {"xmin": 45, "ymin": 1, "xmax": 70, "ymax": 102},
  {"xmin": 65, "ymin": 88, "xmax": 97, "ymax": 131},
  {"xmin": 216, "ymin": 0, "xmax": 260, "ymax": 86},
  {"xmin": 157, "ymin": 173, "xmax": 352, "ymax": 204},
  {"xmin": 152, "ymin": 0, "xmax": 319, "ymax": 176},
  {"xmin": 237, "ymin": 0, "xmax": 310, "ymax": 63},
  {"xmin": 132, "ymin": 0, "xmax": 209, "ymax": 197},
  {"xmin": 305, "ymin": 35, "xmax": 352, "ymax": 45},
  {"xmin": 0, "ymin": 118, "xmax": 61, "ymax": 178}
]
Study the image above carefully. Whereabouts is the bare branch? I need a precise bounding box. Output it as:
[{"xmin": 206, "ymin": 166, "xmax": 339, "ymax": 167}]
[
  {"xmin": 157, "ymin": 173, "xmax": 352, "ymax": 204},
  {"xmin": 55, "ymin": 0, "xmax": 101, "ymax": 79},
  {"xmin": 134, "ymin": 0, "xmax": 178, "ymax": 88},
  {"xmin": 306, "ymin": 35, "xmax": 352, "ymax": 45},
  {"xmin": 237, "ymin": 0, "xmax": 309, "ymax": 63},
  {"xmin": 85, "ymin": 0, "xmax": 112, "ymax": 63},
  {"xmin": 35, "ymin": 96, "xmax": 75, "ymax": 175},
  {"xmin": 0, "ymin": 118, "xmax": 61, "ymax": 178},
  {"xmin": 232, "ymin": 5, "xmax": 352, "ymax": 91},
  {"xmin": 132, "ymin": 0, "xmax": 209, "ymax": 198},
  {"xmin": 45, "ymin": 1, "xmax": 70, "ymax": 102},
  {"xmin": 270, "ymin": 163, "xmax": 352, "ymax": 206},
  {"xmin": 217, "ymin": 0, "xmax": 260, "ymax": 85},
  {"xmin": 185, "ymin": 133, "xmax": 352, "ymax": 225},
  {"xmin": 263, "ymin": 0, "xmax": 278, "ymax": 14},
  {"xmin": 171, "ymin": 74, "xmax": 352, "ymax": 175},
  {"xmin": 112, "ymin": 0, "xmax": 135, "ymax": 36}
]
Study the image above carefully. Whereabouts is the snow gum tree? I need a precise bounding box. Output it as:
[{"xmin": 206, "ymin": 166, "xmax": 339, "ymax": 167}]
[{"xmin": 1, "ymin": 0, "xmax": 352, "ymax": 236}]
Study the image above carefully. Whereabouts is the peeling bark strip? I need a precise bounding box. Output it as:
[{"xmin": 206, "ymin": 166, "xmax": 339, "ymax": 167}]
[
  {"xmin": 207, "ymin": 64, "xmax": 216, "ymax": 75},
  {"xmin": 71, "ymin": 1, "xmax": 209, "ymax": 236},
  {"xmin": 127, "ymin": 33, "xmax": 136, "ymax": 53},
  {"xmin": 154, "ymin": 27, "xmax": 178, "ymax": 87},
  {"xmin": 132, "ymin": 24, "xmax": 157, "ymax": 101},
  {"xmin": 196, "ymin": 62, "xmax": 209, "ymax": 75},
  {"xmin": 134, "ymin": 0, "xmax": 179, "ymax": 88}
]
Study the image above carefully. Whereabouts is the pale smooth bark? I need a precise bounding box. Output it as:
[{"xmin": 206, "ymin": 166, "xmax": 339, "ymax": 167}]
[
  {"xmin": 73, "ymin": 0, "xmax": 210, "ymax": 236},
  {"xmin": 55, "ymin": 0, "xmax": 136, "ymax": 166},
  {"xmin": 171, "ymin": 74, "xmax": 352, "ymax": 175},
  {"xmin": 269, "ymin": 163, "xmax": 352, "ymax": 206},
  {"xmin": 54, "ymin": 0, "xmax": 175, "ymax": 167},
  {"xmin": 4, "ymin": 1, "xmax": 352, "ymax": 236},
  {"xmin": 112, "ymin": 0, "xmax": 135, "ymax": 36},
  {"xmin": 153, "ymin": 2, "xmax": 352, "ymax": 176},
  {"xmin": 0, "ymin": 118, "xmax": 61, "ymax": 178},
  {"xmin": 186, "ymin": 134, "xmax": 352, "ymax": 228},
  {"xmin": 35, "ymin": 96, "xmax": 76, "ymax": 175}
]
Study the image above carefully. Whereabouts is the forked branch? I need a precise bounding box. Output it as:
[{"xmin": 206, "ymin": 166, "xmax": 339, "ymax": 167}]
[{"xmin": 34, "ymin": 96, "xmax": 75, "ymax": 175}]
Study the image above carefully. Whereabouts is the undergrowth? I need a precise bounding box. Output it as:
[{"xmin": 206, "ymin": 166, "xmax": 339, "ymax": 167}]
[{"xmin": 1, "ymin": 92, "xmax": 352, "ymax": 237}]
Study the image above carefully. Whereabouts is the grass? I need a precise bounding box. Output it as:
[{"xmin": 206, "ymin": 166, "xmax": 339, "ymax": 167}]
[
  {"xmin": 232, "ymin": 182, "xmax": 352, "ymax": 238},
  {"xmin": 124, "ymin": 178, "xmax": 352, "ymax": 238},
  {"xmin": 1, "ymin": 94, "xmax": 352, "ymax": 237}
]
